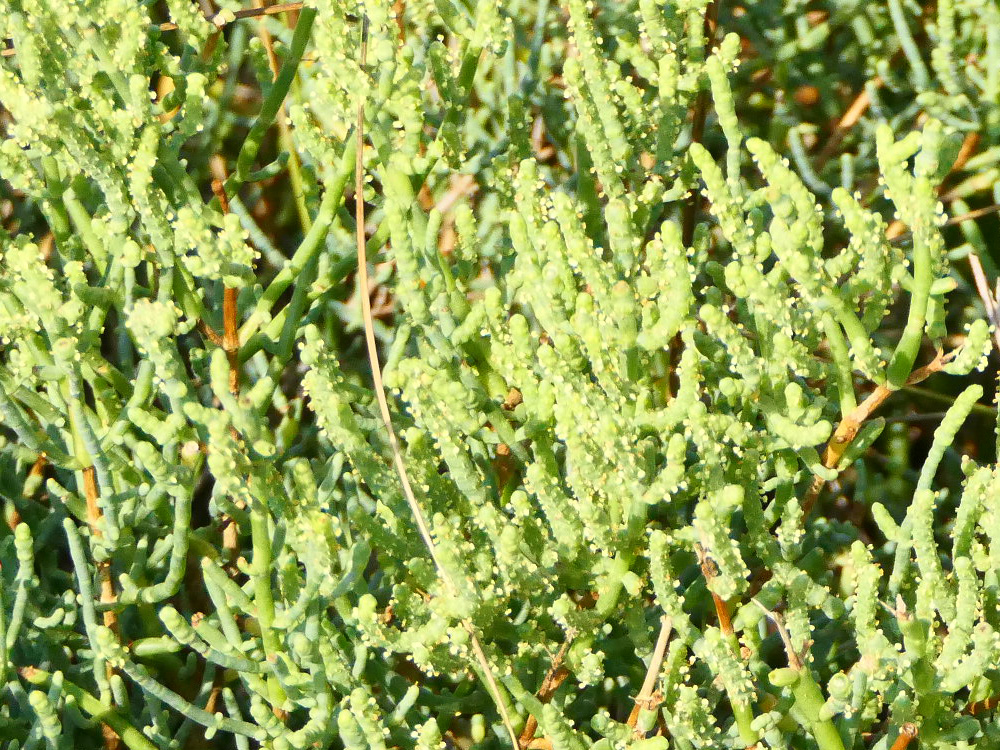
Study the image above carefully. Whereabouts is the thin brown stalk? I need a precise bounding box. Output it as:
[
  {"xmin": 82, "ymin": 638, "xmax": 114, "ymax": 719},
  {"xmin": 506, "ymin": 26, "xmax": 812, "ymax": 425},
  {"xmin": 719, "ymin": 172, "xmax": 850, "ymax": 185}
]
[
  {"xmin": 518, "ymin": 641, "xmax": 572, "ymax": 748},
  {"xmin": 253, "ymin": 0, "xmax": 282, "ymax": 76},
  {"xmin": 353, "ymin": 18, "xmax": 519, "ymax": 748},
  {"xmin": 160, "ymin": 2, "xmax": 305, "ymax": 31},
  {"xmin": 223, "ymin": 288, "xmax": 240, "ymax": 394},
  {"xmin": 801, "ymin": 349, "xmax": 956, "ymax": 518},
  {"xmin": 208, "ymin": 177, "xmax": 243, "ymax": 566},
  {"xmin": 83, "ymin": 465, "xmax": 122, "ymax": 750},
  {"xmin": 968, "ymin": 252, "xmax": 1000, "ymax": 354},
  {"xmin": 210, "ymin": 179, "xmax": 242, "ymax": 396},
  {"xmin": 626, "ymin": 616, "xmax": 673, "ymax": 733},
  {"xmin": 888, "ymin": 723, "xmax": 918, "ymax": 750},
  {"xmin": 752, "ymin": 599, "xmax": 802, "ymax": 670},
  {"xmin": 197, "ymin": 319, "xmax": 224, "ymax": 347}
]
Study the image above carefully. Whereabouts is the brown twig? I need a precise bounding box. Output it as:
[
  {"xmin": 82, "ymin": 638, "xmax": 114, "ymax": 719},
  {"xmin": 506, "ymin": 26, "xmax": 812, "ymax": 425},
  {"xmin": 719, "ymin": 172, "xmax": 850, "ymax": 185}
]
[
  {"xmin": 518, "ymin": 641, "xmax": 572, "ymax": 749},
  {"xmin": 208, "ymin": 175, "xmax": 244, "ymax": 570},
  {"xmin": 626, "ymin": 616, "xmax": 673, "ymax": 734},
  {"xmin": 698, "ymin": 545, "xmax": 736, "ymax": 637},
  {"xmin": 160, "ymin": 2, "xmax": 305, "ymax": 31},
  {"xmin": 197, "ymin": 319, "xmax": 224, "ymax": 347},
  {"xmin": 888, "ymin": 723, "xmax": 918, "ymax": 750},
  {"xmin": 801, "ymin": 349, "xmax": 956, "ymax": 519},
  {"xmin": 83, "ymin": 465, "xmax": 122, "ymax": 750},
  {"xmin": 210, "ymin": 179, "xmax": 242, "ymax": 396},
  {"xmin": 949, "ymin": 132, "xmax": 981, "ymax": 176},
  {"xmin": 392, "ymin": 0, "xmax": 407, "ymax": 40},
  {"xmin": 967, "ymin": 252, "xmax": 1000, "ymax": 354},
  {"xmin": 252, "ymin": 0, "xmax": 282, "ymax": 76},
  {"xmin": 752, "ymin": 599, "xmax": 803, "ymax": 670}
]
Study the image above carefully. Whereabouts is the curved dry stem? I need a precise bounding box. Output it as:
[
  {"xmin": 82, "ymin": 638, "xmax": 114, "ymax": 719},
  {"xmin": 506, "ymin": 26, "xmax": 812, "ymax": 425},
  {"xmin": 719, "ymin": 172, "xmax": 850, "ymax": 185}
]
[{"xmin": 353, "ymin": 17, "xmax": 519, "ymax": 748}]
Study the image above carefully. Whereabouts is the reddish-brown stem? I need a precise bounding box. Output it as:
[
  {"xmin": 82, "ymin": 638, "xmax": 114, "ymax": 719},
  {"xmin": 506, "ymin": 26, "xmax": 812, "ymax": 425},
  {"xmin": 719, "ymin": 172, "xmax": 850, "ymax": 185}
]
[
  {"xmin": 223, "ymin": 287, "xmax": 240, "ymax": 395},
  {"xmin": 889, "ymin": 723, "xmax": 918, "ymax": 750},
  {"xmin": 967, "ymin": 694, "xmax": 1000, "ymax": 716},
  {"xmin": 211, "ymin": 178, "xmax": 241, "ymax": 396},
  {"xmin": 209, "ymin": 177, "xmax": 243, "ymax": 567},
  {"xmin": 801, "ymin": 349, "xmax": 956, "ymax": 519},
  {"xmin": 83, "ymin": 465, "xmax": 121, "ymax": 750},
  {"xmin": 518, "ymin": 642, "xmax": 572, "ymax": 749},
  {"xmin": 698, "ymin": 546, "xmax": 736, "ymax": 636},
  {"xmin": 392, "ymin": 0, "xmax": 406, "ymax": 40}
]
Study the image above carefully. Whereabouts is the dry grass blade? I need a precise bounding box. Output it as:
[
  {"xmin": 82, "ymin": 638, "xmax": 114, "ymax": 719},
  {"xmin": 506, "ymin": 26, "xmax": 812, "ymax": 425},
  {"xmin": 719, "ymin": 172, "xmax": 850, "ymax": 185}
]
[
  {"xmin": 353, "ymin": 17, "xmax": 519, "ymax": 748},
  {"xmin": 968, "ymin": 251, "xmax": 1000, "ymax": 354},
  {"xmin": 626, "ymin": 616, "xmax": 672, "ymax": 733}
]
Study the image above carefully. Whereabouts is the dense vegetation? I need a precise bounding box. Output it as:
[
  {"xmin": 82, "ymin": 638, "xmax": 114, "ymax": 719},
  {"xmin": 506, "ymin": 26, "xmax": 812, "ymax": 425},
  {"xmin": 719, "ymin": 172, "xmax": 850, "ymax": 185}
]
[{"xmin": 1, "ymin": 0, "xmax": 1000, "ymax": 748}]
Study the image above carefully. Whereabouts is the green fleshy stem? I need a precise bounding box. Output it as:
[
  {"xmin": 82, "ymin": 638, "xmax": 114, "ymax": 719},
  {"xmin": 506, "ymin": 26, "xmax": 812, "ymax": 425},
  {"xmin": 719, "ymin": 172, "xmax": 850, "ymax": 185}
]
[
  {"xmin": 237, "ymin": 135, "xmax": 356, "ymax": 350},
  {"xmin": 769, "ymin": 667, "xmax": 846, "ymax": 750},
  {"xmin": 20, "ymin": 667, "xmax": 158, "ymax": 750},
  {"xmin": 886, "ymin": 229, "xmax": 934, "ymax": 388},
  {"xmin": 224, "ymin": 8, "xmax": 318, "ymax": 199}
]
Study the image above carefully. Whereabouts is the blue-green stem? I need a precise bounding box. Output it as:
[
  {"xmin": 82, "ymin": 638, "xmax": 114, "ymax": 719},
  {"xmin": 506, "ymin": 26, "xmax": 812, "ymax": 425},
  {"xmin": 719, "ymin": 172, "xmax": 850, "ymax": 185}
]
[
  {"xmin": 21, "ymin": 668, "xmax": 158, "ymax": 750},
  {"xmin": 62, "ymin": 519, "xmax": 112, "ymax": 701},
  {"xmin": 249, "ymin": 501, "xmax": 287, "ymax": 708},
  {"xmin": 821, "ymin": 313, "xmax": 858, "ymax": 416},
  {"xmin": 224, "ymin": 8, "xmax": 318, "ymax": 200},
  {"xmin": 238, "ymin": 136, "xmax": 356, "ymax": 348},
  {"xmin": 885, "ymin": 0, "xmax": 931, "ymax": 89},
  {"xmin": 119, "ymin": 660, "xmax": 265, "ymax": 741},
  {"xmin": 118, "ymin": 488, "xmax": 191, "ymax": 604}
]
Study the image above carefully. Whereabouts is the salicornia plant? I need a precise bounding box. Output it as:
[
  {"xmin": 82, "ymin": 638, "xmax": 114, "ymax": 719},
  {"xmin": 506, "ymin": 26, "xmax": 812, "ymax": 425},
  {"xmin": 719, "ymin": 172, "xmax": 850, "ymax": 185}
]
[{"xmin": 0, "ymin": 0, "xmax": 999, "ymax": 748}]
